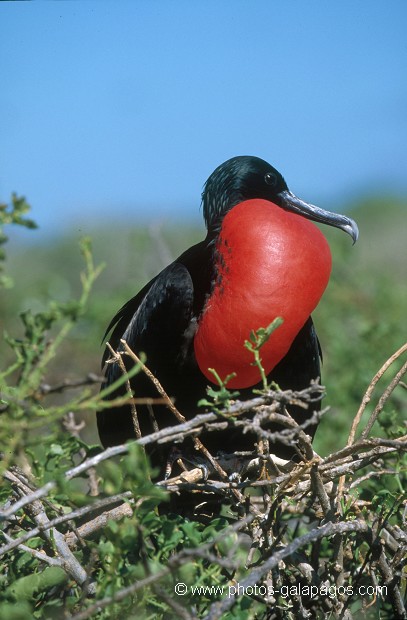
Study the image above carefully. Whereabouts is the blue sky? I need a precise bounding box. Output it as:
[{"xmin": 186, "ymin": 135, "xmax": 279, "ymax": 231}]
[{"xmin": 1, "ymin": 1, "xmax": 406, "ymax": 237}]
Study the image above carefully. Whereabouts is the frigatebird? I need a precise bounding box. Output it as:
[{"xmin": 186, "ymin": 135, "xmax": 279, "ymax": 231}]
[{"xmin": 97, "ymin": 156, "xmax": 358, "ymax": 473}]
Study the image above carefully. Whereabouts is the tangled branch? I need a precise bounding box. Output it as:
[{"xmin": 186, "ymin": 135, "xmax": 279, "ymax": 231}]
[{"xmin": 1, "ymin": 343, "xmax": 406, "ymax": 619}]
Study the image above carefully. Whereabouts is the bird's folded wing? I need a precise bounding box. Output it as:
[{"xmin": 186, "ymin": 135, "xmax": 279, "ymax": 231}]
[{"xmin": 103, "ymin": 262, "xmax": 195, "ymax": 382}]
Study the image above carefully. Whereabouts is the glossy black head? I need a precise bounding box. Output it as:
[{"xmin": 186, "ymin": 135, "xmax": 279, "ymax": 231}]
[
  {"xmin": 202, "ymin": 156, "xmax": 288, "ymax": 230},
  {"xmin": 202, "ymin": 155, "xmax": 359, "ymax": 243}
]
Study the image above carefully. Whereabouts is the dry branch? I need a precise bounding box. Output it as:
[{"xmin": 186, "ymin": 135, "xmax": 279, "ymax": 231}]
[{"xmin": 1, "ymin": 343, "xmax": 406, "ymax": 619}]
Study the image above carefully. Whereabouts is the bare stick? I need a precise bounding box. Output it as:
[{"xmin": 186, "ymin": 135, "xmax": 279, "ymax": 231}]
[
  {"xmin": 2, "ymin": 531, "xmax": 62, "ymax": 567},
  {"xmin": 106, "ymin": 342, "xmax": 141, "ymax": 439},
  {"xmin": 120, "ymin": 339, "xmax": 184, "ymax": 423},
  {"xmin": 347, "ymin": 342, "xmax": 407, "ymax": 446},
  {"xmin": 204, "ymin": 520, "xmax": 369, "ymax": 620},
  {"xmin": 4, "ymin": 469, "xmax": 95, "ymax": 593},
  {"xmin": 361, "ymin": 358, "xmax": 407, "ymax": 439}
]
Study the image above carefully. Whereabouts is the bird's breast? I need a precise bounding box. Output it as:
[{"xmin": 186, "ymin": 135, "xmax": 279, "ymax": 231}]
[{"xmin": 194, "ymin": 199, "xmax": 332, "ymax": 388}]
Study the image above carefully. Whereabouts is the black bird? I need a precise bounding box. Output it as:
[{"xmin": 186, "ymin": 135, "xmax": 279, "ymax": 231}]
[{"xmin": 97, "ymin": 156, "xmax": 358, "ymax": 473}]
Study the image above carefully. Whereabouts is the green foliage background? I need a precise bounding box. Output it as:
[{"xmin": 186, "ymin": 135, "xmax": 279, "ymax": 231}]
[{"xmin": 0, "ymin": 193, "xmax": 406, "ymax": 619}]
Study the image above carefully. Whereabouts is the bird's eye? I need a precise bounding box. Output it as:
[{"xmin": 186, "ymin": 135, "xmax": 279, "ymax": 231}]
[{"xmin": 265, "ymin": 172, "xmax": 277, "ymax": 187}]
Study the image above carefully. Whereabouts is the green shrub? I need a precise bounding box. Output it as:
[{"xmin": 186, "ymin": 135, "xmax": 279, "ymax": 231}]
[{"xmin": 0, "ymin": 195, "xmax": 405, "ymax": 619}]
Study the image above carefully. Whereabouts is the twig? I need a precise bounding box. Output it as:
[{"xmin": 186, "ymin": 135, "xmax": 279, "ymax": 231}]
[
  {"xmin": 347, "ymin": 342, "xmax": 407, "ymax": 446},
  {"xmin": 4, "ymin": 469, "xmax": 95, "ymax": 593},
  {"xmin": 2, "ymin": 531, "xmax": 62, "ymax": 567},
  {"xmin": 337, "ymin": 346, "xmax": 407, "ymax": 506},
  {"xmin": 0, "ymin": 492, "xmax": 133, "ymax": 557},
  {"xmin": 121, "ymin": 340, "xmax": 183, "ymax": 423},
  {"xmin": 106, "ymin": 342, "xmax": 141, "ymax": 439},
  {"xmin": 63, "ymin": 411, "xmax": 99, "ymax": 496},
  {"xmin": 66, "ymin": 501, "xmax": 134, "ymax": 547},
  {"xmin": 361, "ymin": 359, "xmax": 407, "ymax": 439},
  {"xmin": 39, "ymin": 373, "xmax": 105, "ymax": 395},
  {"xmin": 204, "ymin": 520, "xmax": 369, "ymax": 620}
]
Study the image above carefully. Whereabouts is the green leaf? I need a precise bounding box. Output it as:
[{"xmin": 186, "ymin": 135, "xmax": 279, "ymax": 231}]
[{"xmin": 5, "ymin": 567, "xmax": 67, "ymax": 601}]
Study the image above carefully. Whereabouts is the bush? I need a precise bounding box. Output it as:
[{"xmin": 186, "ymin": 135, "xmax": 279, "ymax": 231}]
[{"xmin": 0, "ymin": 196, "xmax": 406, "ymax": 619}]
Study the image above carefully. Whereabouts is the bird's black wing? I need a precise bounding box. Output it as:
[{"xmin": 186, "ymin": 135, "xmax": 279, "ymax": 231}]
[
  {"xmin": 98, "ymin": 262, "xmax": 195, "ymax": 447},
  {"xmin": 269, "ymin": 316, "xmax": 322, "ymax": 447},
  {"xmin": 101, "ymin": 275, "xmax": 159, "ymax": 366},
  {"xmin": 101, "ymin": 238, "xmax": 211, "ymax": 366},
  {"xmin": 271, "ymin": 317, "xmax": 321, "ymax": 389}
]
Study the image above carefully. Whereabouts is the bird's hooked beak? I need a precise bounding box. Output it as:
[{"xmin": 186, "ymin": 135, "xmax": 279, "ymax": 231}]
[{"xmin": 278, "ymin": 190, "xmax": 359, "ymax": 244}]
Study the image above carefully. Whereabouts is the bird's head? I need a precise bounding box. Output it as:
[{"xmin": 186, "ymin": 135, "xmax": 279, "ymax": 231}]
[{"xmin": 202, "ymin": 155, "xmax": 358, "ymax": 243}]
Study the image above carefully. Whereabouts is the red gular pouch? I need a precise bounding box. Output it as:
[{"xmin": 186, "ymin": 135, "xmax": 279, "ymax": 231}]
[{"xmin": 194, "ymin": 199, "xmax": 332, "ymax": 388}]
